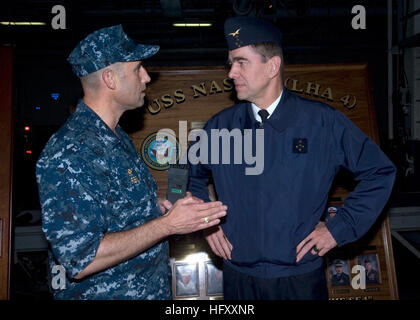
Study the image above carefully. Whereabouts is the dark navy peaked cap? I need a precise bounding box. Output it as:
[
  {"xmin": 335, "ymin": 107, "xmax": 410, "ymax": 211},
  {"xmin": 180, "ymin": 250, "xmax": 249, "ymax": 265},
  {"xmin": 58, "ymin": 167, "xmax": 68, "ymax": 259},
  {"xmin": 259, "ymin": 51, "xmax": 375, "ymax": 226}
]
[
  {"xmin": 224, "ymin": 16, "xmax": 283, "ymax": 50},
  {"xmin": 68, "ymin": 25, "xmax": 159, "ymax": 77}
]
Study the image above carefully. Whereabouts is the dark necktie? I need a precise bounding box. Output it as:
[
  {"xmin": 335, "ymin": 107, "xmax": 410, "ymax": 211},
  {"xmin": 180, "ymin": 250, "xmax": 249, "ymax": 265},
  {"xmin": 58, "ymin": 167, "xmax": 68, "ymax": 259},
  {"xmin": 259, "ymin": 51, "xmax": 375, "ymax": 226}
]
[{"xmin": 258, "ymin": 109, "xmax": 270, "ymax": 128}]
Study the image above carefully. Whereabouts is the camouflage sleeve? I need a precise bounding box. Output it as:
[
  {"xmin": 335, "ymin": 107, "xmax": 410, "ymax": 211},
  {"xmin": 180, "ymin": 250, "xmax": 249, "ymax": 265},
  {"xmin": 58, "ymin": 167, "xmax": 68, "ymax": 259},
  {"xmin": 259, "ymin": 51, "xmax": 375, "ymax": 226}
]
[{"xmin": 38, "ymin": 158, "xmax": 110, "ymax": 280}]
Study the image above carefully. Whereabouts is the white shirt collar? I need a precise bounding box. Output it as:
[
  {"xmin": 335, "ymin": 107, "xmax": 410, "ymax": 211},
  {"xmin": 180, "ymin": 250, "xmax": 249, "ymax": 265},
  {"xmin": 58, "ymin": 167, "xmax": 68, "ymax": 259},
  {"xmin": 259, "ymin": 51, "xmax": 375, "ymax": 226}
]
[{"xmin": 251, "ymin": 90, "xmax": 283, "ymax": 122}]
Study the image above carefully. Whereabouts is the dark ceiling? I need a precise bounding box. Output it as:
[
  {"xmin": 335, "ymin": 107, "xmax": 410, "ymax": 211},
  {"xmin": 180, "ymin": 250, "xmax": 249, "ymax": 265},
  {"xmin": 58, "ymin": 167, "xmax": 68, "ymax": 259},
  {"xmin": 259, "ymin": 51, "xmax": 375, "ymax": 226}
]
[{"xmin": 0, "ymin": 0, "xmax": 389, "ymax": 65}]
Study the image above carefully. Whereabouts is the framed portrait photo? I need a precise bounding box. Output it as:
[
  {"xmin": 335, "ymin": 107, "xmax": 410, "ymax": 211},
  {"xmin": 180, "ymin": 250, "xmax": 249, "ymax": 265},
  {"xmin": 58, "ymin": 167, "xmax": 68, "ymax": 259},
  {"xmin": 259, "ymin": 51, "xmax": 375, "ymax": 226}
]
[
  {"xmin": 357, "ymin": 253, "xmax": 381, "ymax": 285},
  {"xmin": 327, "ymin": 257, "xmax": 351, "ymax": 287},
  {"xmin": 174, "ymin": 262, "xmax": 199, "ymax": 297},
  {"xmin": 205, "ymin": 261, "xmax": 223, "ymax": 296}
]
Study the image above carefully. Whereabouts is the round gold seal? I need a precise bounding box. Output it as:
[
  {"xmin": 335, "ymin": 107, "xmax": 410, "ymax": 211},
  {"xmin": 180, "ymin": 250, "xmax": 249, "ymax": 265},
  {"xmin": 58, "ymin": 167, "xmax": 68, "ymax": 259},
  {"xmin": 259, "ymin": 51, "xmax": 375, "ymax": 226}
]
[{"xmin": 140, "ymin": 132, "xmax": 179, "ymax": 170}]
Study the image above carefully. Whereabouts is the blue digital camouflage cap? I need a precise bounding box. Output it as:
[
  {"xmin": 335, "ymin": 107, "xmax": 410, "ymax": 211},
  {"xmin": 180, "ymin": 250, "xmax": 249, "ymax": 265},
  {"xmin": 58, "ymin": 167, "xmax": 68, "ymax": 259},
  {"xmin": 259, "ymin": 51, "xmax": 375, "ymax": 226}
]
[
  {"xmin": 224, "ymin": 16, "xmax": 282, "ymax": 50},
  {"xmin": 68, "ymin": 24, "xmax": 159, "ymax": 77}
]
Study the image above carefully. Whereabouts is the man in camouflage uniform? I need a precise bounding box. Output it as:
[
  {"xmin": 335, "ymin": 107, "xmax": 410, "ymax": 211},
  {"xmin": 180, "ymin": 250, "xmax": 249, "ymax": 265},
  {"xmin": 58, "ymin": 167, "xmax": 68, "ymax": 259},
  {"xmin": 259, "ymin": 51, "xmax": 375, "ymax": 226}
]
[{"xmin": 36, "ymin": 25, "xmax": 227, "ymax": 300}]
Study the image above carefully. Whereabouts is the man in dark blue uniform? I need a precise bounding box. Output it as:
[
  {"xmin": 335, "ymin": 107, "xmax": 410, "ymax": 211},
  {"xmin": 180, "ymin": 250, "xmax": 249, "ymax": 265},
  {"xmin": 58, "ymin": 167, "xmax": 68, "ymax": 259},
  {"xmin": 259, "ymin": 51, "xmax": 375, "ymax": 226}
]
[
  {"xmin": 188, "ymin": 17, "xmax": 396, "ymax": 299},
  {"xmin": 36, "ymin": 25, "xmax": 227, "ymax": 299},
  {"xmin": 331, "ymin": 260, "xmax": 350, "ymax": 286}
]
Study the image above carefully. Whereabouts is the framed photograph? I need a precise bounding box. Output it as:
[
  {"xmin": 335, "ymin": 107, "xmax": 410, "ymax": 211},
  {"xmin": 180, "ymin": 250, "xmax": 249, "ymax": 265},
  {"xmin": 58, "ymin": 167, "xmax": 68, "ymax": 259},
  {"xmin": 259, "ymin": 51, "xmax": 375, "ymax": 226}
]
[
  {"xmin": 174, "ymin": 262, "xmax": 199, "ymax": 297},
  {"xmin": 205, "ymin": 261, "xmax": 223, "ymax": 296},
  {"xmin": 357, "ymin": 253, "xmax": 381, "ymax": 285},
  {"xmin": 326, "ymin": 257, "xmax": 351, "ymax": 287}
]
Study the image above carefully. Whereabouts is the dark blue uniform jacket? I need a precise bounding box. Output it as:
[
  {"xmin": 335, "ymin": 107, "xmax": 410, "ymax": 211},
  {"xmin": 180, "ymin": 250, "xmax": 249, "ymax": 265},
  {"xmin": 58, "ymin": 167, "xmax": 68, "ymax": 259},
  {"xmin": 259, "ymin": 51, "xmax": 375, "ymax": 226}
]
[{"xmin": 188, "ymin": 88, "xmax": 396, "ymax": 278}]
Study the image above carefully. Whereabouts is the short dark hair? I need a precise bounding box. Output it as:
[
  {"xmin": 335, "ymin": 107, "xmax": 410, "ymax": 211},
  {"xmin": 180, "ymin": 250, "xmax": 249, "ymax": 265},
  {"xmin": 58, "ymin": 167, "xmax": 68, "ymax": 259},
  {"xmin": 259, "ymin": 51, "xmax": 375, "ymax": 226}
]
[{"xmin": 250, "ymin": 41, "xmax": 284, "ymax": 76}]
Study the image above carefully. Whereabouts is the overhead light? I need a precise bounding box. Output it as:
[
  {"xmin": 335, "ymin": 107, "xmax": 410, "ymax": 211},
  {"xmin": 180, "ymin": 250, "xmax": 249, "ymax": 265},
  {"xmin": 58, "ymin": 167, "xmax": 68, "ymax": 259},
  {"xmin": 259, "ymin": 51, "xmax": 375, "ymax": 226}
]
[
  {"xmin": 173, "ymin": 23, "xmax": 212, "ymax": 27},
  {"xmin": 0, "ymin": 22, "xmax": 46, "ymax": 26}
]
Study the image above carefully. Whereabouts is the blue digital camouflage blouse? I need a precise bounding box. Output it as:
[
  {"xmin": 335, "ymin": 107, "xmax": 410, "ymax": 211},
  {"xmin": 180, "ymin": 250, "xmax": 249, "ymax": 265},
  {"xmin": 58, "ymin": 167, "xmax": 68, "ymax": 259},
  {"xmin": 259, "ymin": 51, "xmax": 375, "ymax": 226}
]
[{"xmin": 36, "ymin": 101, "xmax": 171, "ymax": 300}]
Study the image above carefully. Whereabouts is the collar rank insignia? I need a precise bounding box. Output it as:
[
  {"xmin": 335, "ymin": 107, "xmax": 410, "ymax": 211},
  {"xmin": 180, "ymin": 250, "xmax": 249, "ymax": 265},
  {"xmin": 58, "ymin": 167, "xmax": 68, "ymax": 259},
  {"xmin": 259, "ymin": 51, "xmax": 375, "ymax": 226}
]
[
  {"xmin": 293, "ymin": 138, "xmax": 308, "ymax": 153},
  {"xmin": 130, "ymin": 176, "xmax": 139, "ymax": 184}
]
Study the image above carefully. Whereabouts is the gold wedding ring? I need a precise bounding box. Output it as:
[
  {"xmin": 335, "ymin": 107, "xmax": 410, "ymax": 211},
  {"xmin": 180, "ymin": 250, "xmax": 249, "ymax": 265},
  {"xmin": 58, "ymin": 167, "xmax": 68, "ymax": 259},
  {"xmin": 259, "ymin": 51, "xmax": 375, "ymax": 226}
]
[{"xmin": 203, "ymin": 217, "xmax": 209, "ymax": 224}]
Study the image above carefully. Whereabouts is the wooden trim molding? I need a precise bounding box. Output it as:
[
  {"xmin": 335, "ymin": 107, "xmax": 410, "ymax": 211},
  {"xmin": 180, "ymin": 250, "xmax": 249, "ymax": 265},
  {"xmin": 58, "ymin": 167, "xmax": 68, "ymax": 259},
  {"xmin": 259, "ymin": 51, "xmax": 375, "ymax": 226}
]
[
  {"xmin": 0, "ymin": 45, "xmax": 14, "ymax": 300},
  {"xmin": 0, "ymin": 219, "xmax": 2, "ymax": 258}
]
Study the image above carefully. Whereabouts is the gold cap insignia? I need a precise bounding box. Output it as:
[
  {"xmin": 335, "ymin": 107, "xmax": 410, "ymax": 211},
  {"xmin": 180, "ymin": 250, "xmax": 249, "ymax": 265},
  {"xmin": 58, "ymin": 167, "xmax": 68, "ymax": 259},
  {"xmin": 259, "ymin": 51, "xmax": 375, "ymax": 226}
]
[{"xmin": 229, "ymin": 28, "xmax": 241, "ymax": 37}]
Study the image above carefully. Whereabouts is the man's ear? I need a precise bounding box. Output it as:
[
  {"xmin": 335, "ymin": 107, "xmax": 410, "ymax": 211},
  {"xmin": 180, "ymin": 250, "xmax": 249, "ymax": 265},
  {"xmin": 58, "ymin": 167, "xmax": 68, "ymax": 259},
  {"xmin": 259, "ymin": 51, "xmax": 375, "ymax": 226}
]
[
  {"xmin": 268, "ymin": 56, "xmax": 281, "ymax": 78},
  {"xmin": 101, "ymin": 69, "xmax": 117, "ymax": 90}
]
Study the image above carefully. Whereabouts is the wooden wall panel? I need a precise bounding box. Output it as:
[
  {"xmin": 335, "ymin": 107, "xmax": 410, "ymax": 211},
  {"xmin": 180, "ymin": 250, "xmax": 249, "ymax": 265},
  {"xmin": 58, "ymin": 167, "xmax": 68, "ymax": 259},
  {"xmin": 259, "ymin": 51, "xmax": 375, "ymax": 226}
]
[
  {"xmin": 131, "ymin": 67, "xmax": 235, "ymax": 198},
  {"xmin": 0, "ymin": 46, "xmax": 14, "ymax": 300}
]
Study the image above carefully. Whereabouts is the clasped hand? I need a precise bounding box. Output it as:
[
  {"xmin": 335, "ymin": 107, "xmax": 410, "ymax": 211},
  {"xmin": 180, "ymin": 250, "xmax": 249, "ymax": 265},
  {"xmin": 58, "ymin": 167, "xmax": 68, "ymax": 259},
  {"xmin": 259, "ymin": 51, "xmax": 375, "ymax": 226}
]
[{"xmin": 158, "ymin": 192, "xmax": 228, "ymax": 235}]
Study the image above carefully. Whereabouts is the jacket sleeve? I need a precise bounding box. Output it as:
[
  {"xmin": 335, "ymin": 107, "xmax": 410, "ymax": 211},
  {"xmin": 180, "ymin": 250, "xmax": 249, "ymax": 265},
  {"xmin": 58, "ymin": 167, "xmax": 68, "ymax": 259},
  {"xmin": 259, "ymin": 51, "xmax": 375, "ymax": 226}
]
[
  {"xmin": 325, "ymin": 110, "xmax": 396, "ymax": 246},
  {"xmin": 187, "ymin": 122, "xmax": 213, "ymax": 202},
  {"xmin": 36, "ymin": 155, "xmax": 109, "ymax": 279}
]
